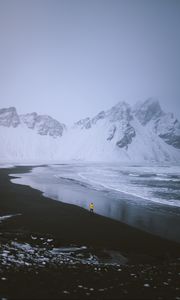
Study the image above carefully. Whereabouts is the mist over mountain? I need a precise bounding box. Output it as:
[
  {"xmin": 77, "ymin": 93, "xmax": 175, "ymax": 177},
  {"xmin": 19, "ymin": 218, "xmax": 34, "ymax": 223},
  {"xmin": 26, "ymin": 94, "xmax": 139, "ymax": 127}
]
[{"xmin": 0, "ymin": 98, "xmax": 180, "ymax": 163}]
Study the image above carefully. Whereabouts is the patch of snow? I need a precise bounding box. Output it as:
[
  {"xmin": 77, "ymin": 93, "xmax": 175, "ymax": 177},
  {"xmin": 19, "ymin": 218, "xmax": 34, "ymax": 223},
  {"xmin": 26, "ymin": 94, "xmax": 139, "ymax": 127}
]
[{"xmin": 0, "ymin": 214, "xmax": 21, "ymax": 223}]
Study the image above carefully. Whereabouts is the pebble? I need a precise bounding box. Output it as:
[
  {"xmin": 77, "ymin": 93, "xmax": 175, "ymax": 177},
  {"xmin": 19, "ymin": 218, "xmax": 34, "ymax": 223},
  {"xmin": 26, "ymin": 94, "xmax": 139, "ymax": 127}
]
[
  {"xmin": 1, "ymin": 277, "xmax": 7, "ymax": 281},
  {"xmin": 144, "ymin": 284, "xmax": 150, "ymax": 287}
]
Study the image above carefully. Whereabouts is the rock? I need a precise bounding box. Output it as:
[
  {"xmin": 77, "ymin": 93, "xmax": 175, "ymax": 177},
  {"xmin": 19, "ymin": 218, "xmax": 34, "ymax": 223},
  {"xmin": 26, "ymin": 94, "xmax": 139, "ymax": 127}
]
[
  {"xmin": 0, "ymin": 107, "xmax": 20, "ymax": 127},
  {"xmin": 116, "ymin": 125, "xmax": 136, "ymax": 149},
  {"xmin": 74, "ymin": 117, "xmax": 91, "ymax": 129},
  {"xmin": 20, "ymin": 113, "xmax": 66, "ymax": 137}
]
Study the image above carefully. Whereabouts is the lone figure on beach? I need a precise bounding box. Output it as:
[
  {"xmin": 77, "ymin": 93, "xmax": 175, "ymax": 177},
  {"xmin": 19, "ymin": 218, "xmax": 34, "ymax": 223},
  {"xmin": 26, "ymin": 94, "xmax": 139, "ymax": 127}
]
[{"xmin": 89, "ymin": 202, "xmax": 94, "ymax": 213}]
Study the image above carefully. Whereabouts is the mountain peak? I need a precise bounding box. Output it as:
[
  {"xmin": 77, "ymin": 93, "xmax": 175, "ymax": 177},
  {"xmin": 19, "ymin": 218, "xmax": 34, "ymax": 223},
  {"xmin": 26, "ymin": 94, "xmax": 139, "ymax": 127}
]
[
  {"xmin": 110, "ymin": 101, "xmax": 129, "ymax": 110},
  {"xmin": 0, "ymin": 100, "xmax": 180, "ymax": 162},
  {"xmin": 107, "ymin": 101, "xmax": 132, "ymax": 122},
  {"xmin": 134, "ymin": 97, "xmax": 163, "ymax": 125}
]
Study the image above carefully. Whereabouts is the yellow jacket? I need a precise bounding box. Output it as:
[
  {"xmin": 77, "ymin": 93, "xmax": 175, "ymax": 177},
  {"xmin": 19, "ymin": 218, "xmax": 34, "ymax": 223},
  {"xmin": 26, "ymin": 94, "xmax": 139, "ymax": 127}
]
[{"xmin": 89, "ymin": 203, "xmax": 94, "ymax": 209}]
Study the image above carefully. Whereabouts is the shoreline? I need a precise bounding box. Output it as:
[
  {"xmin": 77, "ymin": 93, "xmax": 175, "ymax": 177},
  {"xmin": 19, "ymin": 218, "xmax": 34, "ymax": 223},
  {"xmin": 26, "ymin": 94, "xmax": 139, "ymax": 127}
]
[
  {"xmin": 0, "ymin": 165, "xmax": 180, "ymax": 259},
  {"xmin": 0, "ymin": 166, "xmax": 180, "ymax": 299}
]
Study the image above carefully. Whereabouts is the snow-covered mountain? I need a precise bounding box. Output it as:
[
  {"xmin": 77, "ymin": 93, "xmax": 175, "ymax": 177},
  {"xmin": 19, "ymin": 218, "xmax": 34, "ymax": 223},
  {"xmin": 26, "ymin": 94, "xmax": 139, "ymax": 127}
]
[
  {"xmin": 0, "ymin": 99, "xmax": 180, "ymax": 163},
  {"xmin": 133, "ymin": 98, "xmax": 180, "ymax": 149},
  {"xmin": 20, "ymin": 112, "xmax": 66, "ymax": 137},
  {"xmin": 0, "ymin": 108, "xmax": 66, "ymax": 138}
]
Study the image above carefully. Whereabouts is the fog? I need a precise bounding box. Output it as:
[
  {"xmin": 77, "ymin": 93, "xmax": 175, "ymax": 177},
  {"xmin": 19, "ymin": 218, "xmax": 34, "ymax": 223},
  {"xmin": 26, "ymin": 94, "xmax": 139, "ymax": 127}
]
[{"xmin": 0, "ymin": 0, "xmax": 180, "ymax": 124}]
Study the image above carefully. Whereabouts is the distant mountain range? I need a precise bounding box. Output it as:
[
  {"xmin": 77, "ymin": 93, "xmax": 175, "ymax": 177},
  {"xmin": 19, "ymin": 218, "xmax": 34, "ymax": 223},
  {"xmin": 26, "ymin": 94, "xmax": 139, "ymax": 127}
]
[{"xmin": 0, "ymin": 98, "xmax": 180, "ymax": 163}]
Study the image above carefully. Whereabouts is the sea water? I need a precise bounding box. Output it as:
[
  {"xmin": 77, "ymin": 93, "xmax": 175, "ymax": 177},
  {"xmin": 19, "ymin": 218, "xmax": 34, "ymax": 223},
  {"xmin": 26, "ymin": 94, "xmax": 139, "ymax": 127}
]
[{"xmin": 10, "ymin": 163, "xmax": 180, "ymax": 242}]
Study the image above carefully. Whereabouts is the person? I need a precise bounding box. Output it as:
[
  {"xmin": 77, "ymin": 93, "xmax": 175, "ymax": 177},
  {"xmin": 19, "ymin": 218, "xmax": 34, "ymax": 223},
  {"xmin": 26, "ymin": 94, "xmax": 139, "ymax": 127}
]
[{"xmin": 89, "ymin": 202, "xmax": 94, "ymax": 213}]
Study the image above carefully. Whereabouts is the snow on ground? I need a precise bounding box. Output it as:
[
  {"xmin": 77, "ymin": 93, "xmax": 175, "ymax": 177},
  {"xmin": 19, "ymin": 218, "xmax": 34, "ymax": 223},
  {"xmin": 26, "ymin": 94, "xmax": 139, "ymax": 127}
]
[
  {"xmin": 0, "ymin": 214, "xmax": 21, "ymax": 223},
  {"xmin": 0, "ymin": 234, "xmax": 126, "ymax": 269}
]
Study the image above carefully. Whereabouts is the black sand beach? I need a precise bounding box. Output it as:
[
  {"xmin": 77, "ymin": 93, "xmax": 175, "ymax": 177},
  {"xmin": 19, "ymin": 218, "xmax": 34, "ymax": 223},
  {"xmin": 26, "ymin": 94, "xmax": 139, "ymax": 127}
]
[{"xmin": 0, "ymin": 166, "xmax": 180, "ymax": 299}]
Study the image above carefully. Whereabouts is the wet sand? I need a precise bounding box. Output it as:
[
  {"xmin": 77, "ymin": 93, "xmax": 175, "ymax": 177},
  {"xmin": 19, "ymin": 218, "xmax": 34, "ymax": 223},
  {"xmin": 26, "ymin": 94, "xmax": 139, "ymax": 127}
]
[{"xmin": 0, "ymin": 166, "xmax": 180, "ymax": 299}]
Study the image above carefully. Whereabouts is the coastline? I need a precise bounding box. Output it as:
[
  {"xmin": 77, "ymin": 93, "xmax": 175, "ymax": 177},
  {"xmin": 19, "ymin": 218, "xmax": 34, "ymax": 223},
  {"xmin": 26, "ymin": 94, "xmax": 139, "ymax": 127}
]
[
  {"xmin": 0, "ymin": 165, "xmax": 180, "ymax": 257},
  {"xmin": 0, "ymin": 166, "xmax": 180, "ymax": 299}
]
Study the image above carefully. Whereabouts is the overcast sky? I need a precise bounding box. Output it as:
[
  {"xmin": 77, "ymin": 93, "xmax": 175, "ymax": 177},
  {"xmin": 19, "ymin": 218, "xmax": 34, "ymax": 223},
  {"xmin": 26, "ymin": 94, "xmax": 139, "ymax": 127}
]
[{"xmin": 0, "ymin": 0, "xmax": 180, "ymax": 124}]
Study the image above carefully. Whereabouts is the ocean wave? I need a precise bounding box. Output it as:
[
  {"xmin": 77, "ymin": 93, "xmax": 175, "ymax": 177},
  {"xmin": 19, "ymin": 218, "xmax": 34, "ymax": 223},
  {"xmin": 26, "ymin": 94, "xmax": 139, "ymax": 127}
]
[{"xmin": 77, "ymin": 172, "xmax": 180, "ymax": 207}]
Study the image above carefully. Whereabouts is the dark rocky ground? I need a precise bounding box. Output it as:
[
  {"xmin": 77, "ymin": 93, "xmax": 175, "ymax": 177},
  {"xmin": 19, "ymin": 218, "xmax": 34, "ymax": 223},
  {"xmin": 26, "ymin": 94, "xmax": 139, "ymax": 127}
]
[{"xmin": 0, "ymin": 166, "xmax": 180, "ymax": 300}]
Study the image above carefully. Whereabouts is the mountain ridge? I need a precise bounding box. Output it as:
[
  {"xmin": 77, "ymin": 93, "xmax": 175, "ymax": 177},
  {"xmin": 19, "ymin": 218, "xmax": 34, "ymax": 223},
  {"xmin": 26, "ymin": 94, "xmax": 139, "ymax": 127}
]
[{"xmin": 0, "ymin": 99, "xmax": 180, "ymax": 163}]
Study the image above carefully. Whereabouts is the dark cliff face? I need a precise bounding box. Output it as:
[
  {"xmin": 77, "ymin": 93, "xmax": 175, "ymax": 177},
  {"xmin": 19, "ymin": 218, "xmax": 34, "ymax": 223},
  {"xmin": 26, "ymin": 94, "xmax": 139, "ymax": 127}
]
[
  {"xmin": 116, "ymin": 125, "xmax": 136, "ymax": 149},
  {"xmin": 159, "ymin": 132, "xmax": 180, "ymax": 149},
  {"xmin": 0, "ymin": 107, "xmax": 20, "ymax": 128},
  {"xmin": 20, "ymin": 113, "xmax": 66, "ymax": 137},
  {"xmin": 75, "ymin": 102, "xmax": 136, "ymax": 149},
  {"xmin": 106, "ymin": 102, "xmax": 136, "ymax": 148},
  {"xmin": 107, "ymin": 125, "xmax": 117, "ymax": 141},
  {"xmin": 0, "ymin": 99, "xmax": 180, "ymax": 151},
  {"xmin": 35, "ymin": 115, "xmax": 65, "ymax": 137},
  {"xmin": 153, "ymin": 114, "xmax": 180, "ymax": 149},
  {"xmin": 0, "ymin": 107, "xmax": 65, "ymax": 138},
  {"xmin": 20, "ymin": 113, "xmax": 38, "ymax": 129},
  {"xmin": 134, "ymin": 98, "xmax": 180, "ymax": 149}
]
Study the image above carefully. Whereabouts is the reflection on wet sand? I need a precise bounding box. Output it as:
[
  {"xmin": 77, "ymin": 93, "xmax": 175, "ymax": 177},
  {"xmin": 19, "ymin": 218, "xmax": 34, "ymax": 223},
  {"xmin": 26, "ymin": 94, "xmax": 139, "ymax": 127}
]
[{"xmin": 11, "ymin": 169, "xmax": 180, "ymax": 243}]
